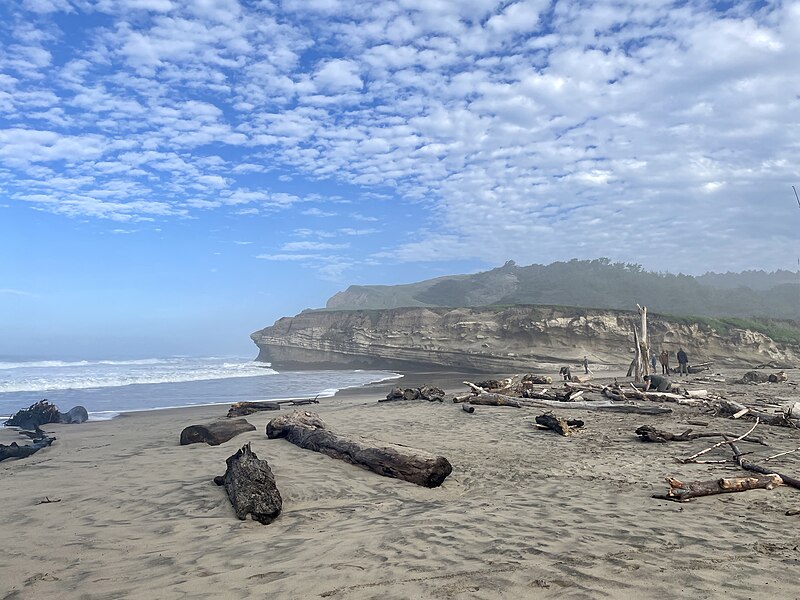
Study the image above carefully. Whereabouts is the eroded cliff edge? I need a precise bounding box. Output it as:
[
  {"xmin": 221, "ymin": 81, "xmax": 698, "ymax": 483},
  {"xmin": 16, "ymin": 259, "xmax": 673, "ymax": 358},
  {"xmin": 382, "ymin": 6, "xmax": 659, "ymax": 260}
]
[{"xmin": 251, "ymin": 305, "xmax": 800, "ymax": 371}]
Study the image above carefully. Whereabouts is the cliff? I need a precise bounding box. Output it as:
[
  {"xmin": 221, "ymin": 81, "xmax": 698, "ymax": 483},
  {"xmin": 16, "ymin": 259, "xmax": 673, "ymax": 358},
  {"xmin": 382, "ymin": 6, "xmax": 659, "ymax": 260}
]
[{"xmin": 251, "ymin": 305, "xmax": 800, "ymax": 372}]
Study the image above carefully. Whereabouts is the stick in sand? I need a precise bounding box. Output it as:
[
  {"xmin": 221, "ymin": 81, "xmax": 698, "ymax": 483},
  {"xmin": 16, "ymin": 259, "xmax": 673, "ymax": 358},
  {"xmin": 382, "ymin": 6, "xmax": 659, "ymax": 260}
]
[{"xmin": 678, "ymin": 418, "xmax": 759, "ymax": 463}]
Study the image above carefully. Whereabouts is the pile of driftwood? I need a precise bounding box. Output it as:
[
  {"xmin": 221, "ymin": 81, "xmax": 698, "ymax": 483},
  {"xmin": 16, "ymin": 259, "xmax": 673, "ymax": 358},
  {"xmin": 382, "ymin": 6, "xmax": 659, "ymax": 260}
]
[
  {"xmin": 646, "ymin": 418, "xmax": 800, "ymax": 502},
  {"xmin": 381, "ymin": 386, "xmax": 445, "ymax": 403},
  {"xmin": 1, "ymin": 400, "xmax": 88, "ymax": 462},
  {"xmin": 209, "ymin": 409, "xmax": 454, "ymax": 525}
]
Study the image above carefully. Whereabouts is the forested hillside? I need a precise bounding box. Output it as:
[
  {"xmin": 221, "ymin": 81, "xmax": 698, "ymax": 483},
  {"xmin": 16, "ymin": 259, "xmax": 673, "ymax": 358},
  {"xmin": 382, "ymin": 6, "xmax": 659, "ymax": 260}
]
[{"xmin": 326, "ymin": 259, "xmax": 800, "ymax": 321}]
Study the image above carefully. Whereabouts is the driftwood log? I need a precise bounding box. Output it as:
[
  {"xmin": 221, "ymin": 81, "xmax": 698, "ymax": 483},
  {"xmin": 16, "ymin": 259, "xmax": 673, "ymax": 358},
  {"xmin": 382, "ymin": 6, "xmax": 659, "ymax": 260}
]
[
  {"xmin": 462, "ymin": 403, "xmax": 475, "ymax": 414},
  {"xmin": 4, "ymin": 400, "xmax": 88, "ymax": 430},
  {"xmin": 466, "ymin": 393, "xmax": 522, "ymax": 408},
  {"xmin": 724, "ymin": 438, "xmax": 800, "ymax": 491},
  {"xmin": 475, "ymin": 392, "xmax": 671, "ymax": 415},
  {"xmin": 717, "ymin": 399, "xmax": 798, "ymax": 427},
  {"xmin": 381, "ymin": 386, "xmax": 445, "ymax": 403},
  {"xmin": 534, "ymin": 413, "xmax": 584, "ymax": 436},
  {"xmin": 214, "ymin": 443, "xmax": 282, "ymax": 524},
  {"xmin": 0, "ymin": 428, "xmax": 56, "ymax": 462},
  {"xmin": 266, "ymin": 410, "xmax": 452, "ymax": 488},
  {"xmin": 227, "ymin": 398, "xmax": 319, "ymax": 418},
  {"xmin": 180, "ymin": 419, "xmax": 256, "ymax": 446},
  {"xmin": 654, "ymin": 474, "xmax": 783, "ymax": 502},
  {"xmin": 634, "ymin": 425, "xmax": 766, "ymax": 445}
]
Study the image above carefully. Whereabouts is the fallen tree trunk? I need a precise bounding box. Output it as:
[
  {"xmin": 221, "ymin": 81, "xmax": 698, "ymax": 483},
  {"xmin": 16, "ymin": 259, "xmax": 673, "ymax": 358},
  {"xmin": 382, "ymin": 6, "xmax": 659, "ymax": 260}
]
[
  {"xmin": 717, "ymin": 400, "xmax": 798, "ymax": 427},
  {"xmin": 180, "ymin": 418, "xmax": 256, "ymax": 446},
  {"xmin": 0, "ymin": 428, "xmax": 56, "ymax": 462},
  {"xmin": 477, "ymin": 392, "xmax": 672, "ymax": 415},
  {"xmin": 725, "ymin": 438, "xmax": 800, "ymax": 491},
  {"xmin": 266, "ymin": 410, "xmax": 452, "ymax": 488},
  {"xmin": 634, "ymin": 425, "xmax": 766, "ymax": 445},
  {"xmin": 227, "ymin": 401, "xmax": 280, "ymax": 417},
  {"xmin": 535, "ymin": 413, "xmax": 584, "ymax": 436},
  {"xmin": 214, "ymin": 443, "xmax": 282, "ymax": 524},
  {"xmin": 467, "ymin": 393, "xmax": 522, "ymax": 408},
  {"xmin": 654, "ymin": 474, "xmax": 782, "ymax": 502}
]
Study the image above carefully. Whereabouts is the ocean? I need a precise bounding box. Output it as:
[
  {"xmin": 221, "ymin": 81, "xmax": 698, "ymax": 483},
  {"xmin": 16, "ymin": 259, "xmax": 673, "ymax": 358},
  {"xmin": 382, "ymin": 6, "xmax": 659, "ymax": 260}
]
[{"xmin": 0, "ymin": 356, "xmax": 402, "ymax": 421}]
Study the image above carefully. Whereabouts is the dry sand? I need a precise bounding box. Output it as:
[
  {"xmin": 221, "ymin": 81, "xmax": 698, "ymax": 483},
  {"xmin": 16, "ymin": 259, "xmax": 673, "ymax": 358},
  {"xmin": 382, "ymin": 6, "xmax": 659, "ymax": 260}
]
[{"xmin": 2, "ymin": 369, "xmax": 800, "ymax": 599}]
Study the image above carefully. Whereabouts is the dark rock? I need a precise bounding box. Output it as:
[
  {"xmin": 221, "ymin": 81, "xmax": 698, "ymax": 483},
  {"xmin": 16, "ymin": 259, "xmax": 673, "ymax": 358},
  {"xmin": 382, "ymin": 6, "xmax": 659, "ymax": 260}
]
[{"xmin": 59, "ymin": 406, "xmax": 89, "ymax": 424}]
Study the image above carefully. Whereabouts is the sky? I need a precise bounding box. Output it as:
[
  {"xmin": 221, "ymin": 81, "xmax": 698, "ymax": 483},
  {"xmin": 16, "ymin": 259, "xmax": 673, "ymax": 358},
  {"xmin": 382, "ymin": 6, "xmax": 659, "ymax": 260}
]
[{"xmin": 1, "ymin": 0, "xmax": 799, "ymax": 359}]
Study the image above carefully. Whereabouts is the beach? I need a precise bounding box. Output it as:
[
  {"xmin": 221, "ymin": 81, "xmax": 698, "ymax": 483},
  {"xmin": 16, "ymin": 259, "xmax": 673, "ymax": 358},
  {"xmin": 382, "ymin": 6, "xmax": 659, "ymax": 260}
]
[{"xmin": 2, "ymin": 370, "xmax": 800, "ymax": 599}]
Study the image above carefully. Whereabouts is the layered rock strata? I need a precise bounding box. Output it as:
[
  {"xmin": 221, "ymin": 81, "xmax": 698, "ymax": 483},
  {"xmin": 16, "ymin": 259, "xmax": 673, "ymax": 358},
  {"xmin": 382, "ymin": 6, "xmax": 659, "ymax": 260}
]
[{"xmin": 251, "ymin": 306, "xmax": 800, "ymax": 372}]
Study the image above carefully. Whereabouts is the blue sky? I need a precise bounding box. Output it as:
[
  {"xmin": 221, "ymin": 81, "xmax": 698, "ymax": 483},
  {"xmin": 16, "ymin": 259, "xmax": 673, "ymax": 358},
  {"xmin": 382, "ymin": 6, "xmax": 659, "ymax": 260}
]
[{"xmin": 1, "ymin": 0, "xmax": 799, "ymax": 359}]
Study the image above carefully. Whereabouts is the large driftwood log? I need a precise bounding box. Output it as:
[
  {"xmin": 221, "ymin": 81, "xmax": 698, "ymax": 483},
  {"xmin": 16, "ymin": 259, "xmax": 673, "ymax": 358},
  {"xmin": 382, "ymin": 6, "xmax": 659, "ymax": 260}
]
[
  {"xmin": 266, "ymin": 410, "xmax": 452, "ymax": 488},
  {"xmin": 466, "ymin": 393, "xmax": 522, "ymax": 408},
  {"xmin": 214, "ymin": 443, "xmax": 282, "ymax": 524},
  {"xmin": 535, "ymin": 413, "xmax": 584, "ymax": 436},
  {"xmin": 717, "ymin": 399, "xmax": 798, "ymax": 427},
  {"xmin": 634, "ymin": 425, "xmax": 766, "ymax": 445},
  {"xmin": 0, "ymin": 427, "xmax": 56, "ymax": 462},
  {"xmin": 227, "ymin": 399, "xmax": 320, "ymax": 417},
  {"xmin": 476, "ymin": 392, "xmax": 672, "ymax": 415},
  {"xmin": 4, "ymin": 400, "xmax": 88, "ymax": 430},
  {"xmin": 180, "ymin": 418, "xmax": 256, "ymax": 446},
  {"xmin": 654, "ymin": 474, "xmax": 783, "ymax": 502},
  {"xmin": 724, "ymin": 438, "xmax": 800, "ymax": 491}
]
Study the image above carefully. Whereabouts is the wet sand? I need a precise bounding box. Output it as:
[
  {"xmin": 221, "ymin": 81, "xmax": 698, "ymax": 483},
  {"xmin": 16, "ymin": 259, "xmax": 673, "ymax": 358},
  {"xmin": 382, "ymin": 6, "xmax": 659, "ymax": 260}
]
[{"xmin": 2, "ymin": 369, "xmax": 800, "ymax": 599}]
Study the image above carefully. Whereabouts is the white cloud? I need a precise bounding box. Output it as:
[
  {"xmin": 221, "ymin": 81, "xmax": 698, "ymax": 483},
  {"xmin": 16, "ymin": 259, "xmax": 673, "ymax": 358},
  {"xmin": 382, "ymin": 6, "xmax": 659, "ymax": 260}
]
[
  {"xmin": 282, "ymin": 241, "xmax": 349, "ymax": 251},
  {"xmin": 2, "ymin": 0, "xmax": 799, "ymax": 272}
]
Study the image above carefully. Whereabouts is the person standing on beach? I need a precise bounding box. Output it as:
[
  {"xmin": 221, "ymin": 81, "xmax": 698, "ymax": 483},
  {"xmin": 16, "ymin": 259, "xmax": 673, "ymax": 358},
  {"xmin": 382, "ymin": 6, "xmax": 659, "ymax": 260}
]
[
  {"xmin": 659, "ymin": 350, "xmax": 669, "ymax": 374},
  {"xmin": 677, "ymin": 348, "xmax": 689, "ymax": 377},
  {"xmin": 650, "ymin": 353, "xmax": 657, "ymax": 371},
  {"xmin": 582, "ymin": 356, "xmax": 589, "ymax": 374}
]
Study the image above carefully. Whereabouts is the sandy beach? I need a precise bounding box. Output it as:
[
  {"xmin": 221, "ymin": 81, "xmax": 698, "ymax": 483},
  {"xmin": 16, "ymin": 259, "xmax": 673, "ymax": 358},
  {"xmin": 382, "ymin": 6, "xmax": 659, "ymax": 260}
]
[{"xmin": 2, "ymin": 370, "xmax": 800, "ymax": 599}]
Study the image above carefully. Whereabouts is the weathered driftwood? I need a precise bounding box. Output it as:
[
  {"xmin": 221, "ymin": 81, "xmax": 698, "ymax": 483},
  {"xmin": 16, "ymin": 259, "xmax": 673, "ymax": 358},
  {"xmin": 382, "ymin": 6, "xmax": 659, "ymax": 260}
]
[
  {"xmin": 382, "ymin": 386, "xmax": 445, "ymax": 402},
  {"xmin": 452, "ymin": 393, "xmax": 475, "ymax": 403},
  {"xmin": 476, "ymin": 392, "xmax": 671, "ymax": 415},
  {"xmin": 214, "ymin": 443, "xmax": 282, "ymax": 524},
  {"xmin": 678, "ymin": 420, "xmax": 760, "ymax": 463},
  {"xmin": 266, "ymin": 410, "xmax": 452, "ymax": 488},
  {"xmin": 462, "ymin": 403, "xmax": 475, "ymax": 414},
  {"xmin": 467, "ymin": 393, "xmax": 522, "ymax": 408},
  {"xmin": 724, "ymin": 438, "xmax": 800, "ymax": 490},
  {"xmin": 4, "ymin": 400, "xmax": 88, "ymax": 430},
  {"xmin": 634, "ymin": 425, "xmax": 766, "ymax": 445},
  {"xmin": 654, "ymin": 474, "xmax": 783, "ymax": 502},
  {"xmin": 227, "ymin": 401, "xmax": 280, "ymax": 417},
  {"xmin": 0, "ymin": 428, "xmax": 56, "ymax": 462},
  {"xmin": 227, "ymin": 398, "xmax": 320, "ymax": 417},
  {"xmin": 534, "ymin": 413, "xmax": 584, "ymax": 436},
  {"xmin": 717, "ymin": 399, "xmax": 798, "ymax": 427},
  {"xmin": 180, "ymin": 418, "xmax": 256, "ymax": 446}
]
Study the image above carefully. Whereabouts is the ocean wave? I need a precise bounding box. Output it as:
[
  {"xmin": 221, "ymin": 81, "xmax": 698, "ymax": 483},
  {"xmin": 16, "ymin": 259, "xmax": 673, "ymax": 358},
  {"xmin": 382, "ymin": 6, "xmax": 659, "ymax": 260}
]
[{"xmin": 0, "ymin": 361, "xmax": 277, "ymax": 393}]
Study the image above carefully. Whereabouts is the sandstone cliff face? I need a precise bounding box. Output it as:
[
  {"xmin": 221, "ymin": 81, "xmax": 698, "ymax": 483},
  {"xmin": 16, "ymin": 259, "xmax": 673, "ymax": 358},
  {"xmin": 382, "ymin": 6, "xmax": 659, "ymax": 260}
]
[{"xmin": 251, "ymin": 306, "xmax": 800, "ymax": 372}]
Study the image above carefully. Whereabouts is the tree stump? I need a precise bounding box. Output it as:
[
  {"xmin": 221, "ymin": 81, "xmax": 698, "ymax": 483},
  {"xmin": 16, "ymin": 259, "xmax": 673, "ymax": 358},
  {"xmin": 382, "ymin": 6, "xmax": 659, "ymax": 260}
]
[
  {"xmin": 535, "ymin": 413, "xmax": 584, "ymax": 436},
  {"xmin": 266, "ymin": 410, "xmax": 452, "ymax": 488},
  {"xmin": 180, "ymin": 419, "xmax": 256, "ymax": 446},
  {"xmin": 214, "ymin": 443, "xmax": 282, "ymax": 524}
]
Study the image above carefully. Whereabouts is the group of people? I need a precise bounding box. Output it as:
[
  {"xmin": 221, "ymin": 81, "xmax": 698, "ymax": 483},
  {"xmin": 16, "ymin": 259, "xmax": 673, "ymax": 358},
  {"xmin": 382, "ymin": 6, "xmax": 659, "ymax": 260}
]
[
  {"xmin": 644, "ymin": 347, "xmax": 690, "ymax": 392},
  {"xmin": 649, "ymin": 348, "xmax": 689, "ymax": 376}
]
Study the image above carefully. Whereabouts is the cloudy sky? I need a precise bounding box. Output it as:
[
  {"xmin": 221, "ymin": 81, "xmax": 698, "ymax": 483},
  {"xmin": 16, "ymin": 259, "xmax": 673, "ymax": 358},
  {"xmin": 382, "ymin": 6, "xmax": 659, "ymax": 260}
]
[{"xmin": 2, "ymin": 0, "xmax": 799, "ymax": 357}]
